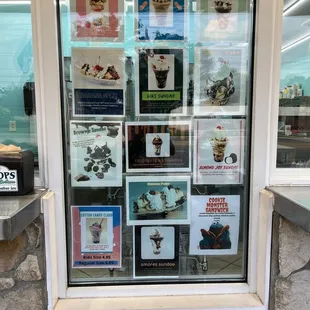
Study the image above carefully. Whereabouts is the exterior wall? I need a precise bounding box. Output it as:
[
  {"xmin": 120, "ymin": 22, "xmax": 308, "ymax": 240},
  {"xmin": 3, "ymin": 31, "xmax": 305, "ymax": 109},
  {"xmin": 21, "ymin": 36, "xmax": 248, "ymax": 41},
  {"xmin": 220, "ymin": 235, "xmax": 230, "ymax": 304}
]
[
  {"xmin": 0, "ymin": 215, "xmax": 47, "ymax": 310},
  {"xmin": 269, "ymin": 212, "xmax": 310, "ymax": 310}
]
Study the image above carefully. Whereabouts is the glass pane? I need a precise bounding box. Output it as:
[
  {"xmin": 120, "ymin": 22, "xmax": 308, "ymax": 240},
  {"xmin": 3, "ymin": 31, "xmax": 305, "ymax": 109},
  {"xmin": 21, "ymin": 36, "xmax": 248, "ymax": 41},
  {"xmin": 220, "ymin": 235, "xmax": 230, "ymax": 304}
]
[
  {"xmin": 57, "ymin": 0, "xmax": 255, "ymax": 285},
  {"xmin": 277, "ymin": 1, "xmax": 310, "ymax": 168},
  {"xmin": 0, "ymin": 1, "xmax": 39, "ymax": 171}
]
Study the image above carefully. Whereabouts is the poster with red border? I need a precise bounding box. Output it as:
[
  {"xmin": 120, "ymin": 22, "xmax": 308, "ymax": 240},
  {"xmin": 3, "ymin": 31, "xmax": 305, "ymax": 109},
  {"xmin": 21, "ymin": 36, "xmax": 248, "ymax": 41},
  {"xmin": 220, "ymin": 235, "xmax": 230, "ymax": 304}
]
[
  {"xmin": 193, "ymin": 118, "xmax": 245, "ymax": 185},
  {"xmin": 70, "ymin": 0, "xmax": 124, "ymax": 41},
  {"xmin": 71, "ymin": 206, "xmax": 121, "ymax": 268}
]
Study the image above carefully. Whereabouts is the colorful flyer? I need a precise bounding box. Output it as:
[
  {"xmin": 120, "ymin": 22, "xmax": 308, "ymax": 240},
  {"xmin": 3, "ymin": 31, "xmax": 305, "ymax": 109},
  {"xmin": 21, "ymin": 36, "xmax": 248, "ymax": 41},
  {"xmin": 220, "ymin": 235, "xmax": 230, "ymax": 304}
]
[
  {"xmin": 136, "ymin": 48, "xmax": 187, "ymax": 116},
  {"xmin": 134, "ymin": 226, "xmax": 179, "ymax": 278},
  {"xmin": 196, "ymin": 0, "xmax": 249, "ymax": 42},
  {"xmin": 72, "ymin": 48, "xmax": 125, "ymax": 117},
  {"xmin": 189, "ymin": 195, "xmax": 240, "ymax": 255},
  {"xmin": 70, "ymin": 0, "xmax": 124, "ymax": 41},
  {"xmin": 71, "ymin": 206, "xmax": 121, "ymax": 268},
  {"xmin": 194, "ymin": 47, "xmax": 247, "ymax": 115},
  {"xmin": 126, "ymin": 176, "xmax": 190, "ymax": 226},
  {"xmin": 135, "ymin": 0, "xmax": 187, "ymax": 41},
  {"xmin": 125, "ymin": 121, "xmax": 191, "ymax": 172},
  {"xmin": 193, "ymin": 119, "xmax": 245, "ymax": 185},
  {"xmin": 70, "ymin": 121, "xmax": 122, "ymax": 187}
]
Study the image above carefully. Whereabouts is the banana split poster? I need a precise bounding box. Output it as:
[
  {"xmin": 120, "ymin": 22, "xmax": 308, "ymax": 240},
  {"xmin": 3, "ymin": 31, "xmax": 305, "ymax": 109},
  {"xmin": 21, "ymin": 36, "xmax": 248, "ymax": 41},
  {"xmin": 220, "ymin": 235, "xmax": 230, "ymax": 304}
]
[{"xmin": 189, "ymin": 195, "xmax": 240, "ymax": 255}]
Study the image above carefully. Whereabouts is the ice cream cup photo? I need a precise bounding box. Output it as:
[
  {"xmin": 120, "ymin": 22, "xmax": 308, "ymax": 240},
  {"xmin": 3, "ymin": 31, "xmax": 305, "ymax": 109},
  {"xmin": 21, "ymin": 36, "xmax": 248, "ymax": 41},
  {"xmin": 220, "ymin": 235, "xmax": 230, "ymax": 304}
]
[
  {"xmin": 149, "ymin": 229, "xmax": 164, "ymax": 255},
  {"xmin": 89, "ymin": 219, "xmax": 103, "ymax": 243},
  {"xmin": 151, "ymin": 55, "xmax": 170, "ymax": 89},
  {"xmin": 210, "ymin": 125, "xmax": 228, "ymax": 163},
  {"xmin": 152, "ymin": 135, "xmax": 163, "ymax": 156},
  {"xmin": 89, "ymin": 0, "xmax": 107, "ymax": 12},
  {"xmin": 152, "ymin": 0, "xmax": 172, "ymax": 13}
]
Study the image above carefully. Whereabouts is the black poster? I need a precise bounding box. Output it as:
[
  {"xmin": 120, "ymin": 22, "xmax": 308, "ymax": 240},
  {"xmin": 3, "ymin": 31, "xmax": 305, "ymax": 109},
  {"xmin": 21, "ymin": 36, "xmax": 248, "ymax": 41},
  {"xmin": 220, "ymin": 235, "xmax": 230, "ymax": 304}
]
[
  {"xmin": 134, "ymin": 226, "xmax": 180, "ymax": 278},
  {"xmin": 136, "ymin": 48, "xmax": 187, "ymax": 116}
]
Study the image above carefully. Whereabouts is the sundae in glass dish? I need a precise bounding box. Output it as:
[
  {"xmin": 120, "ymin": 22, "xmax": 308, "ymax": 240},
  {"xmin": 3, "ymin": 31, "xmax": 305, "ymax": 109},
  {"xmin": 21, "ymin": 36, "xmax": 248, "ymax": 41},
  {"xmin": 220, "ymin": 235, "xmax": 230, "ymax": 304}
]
[
  {"xmin": 89, "ymin": 221, "xmax": 103, "ymax": 244},
  {"xmin": 149, "ymin": 229, "xmax": 164, "ymax": 255},
  {"xmin": 210, "ymin": 125, "xmax": 228, "ymax": 162},
  {"xmin": 152, "ymin": 135, "xmax": 163, "ymax": 156},
  {"xmin": 151, "ymin": 55, "xmax": 170, "ymax": 89},
  {"xmin": 152, "ymin": 0, "xmax": 172, "ymax": 13},
  {"xmin": 89, "ymin": 0, "xmax": 107, "ymax": 12}
]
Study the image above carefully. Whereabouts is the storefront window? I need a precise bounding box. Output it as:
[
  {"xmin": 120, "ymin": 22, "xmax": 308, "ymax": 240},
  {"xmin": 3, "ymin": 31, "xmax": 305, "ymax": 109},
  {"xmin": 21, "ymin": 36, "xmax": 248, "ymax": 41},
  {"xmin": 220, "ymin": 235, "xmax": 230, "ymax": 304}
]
[
  {"xmin": 0, "ymin": 1, "xmax": 38, "ymax": 167},
  {"xmin": 57, "ymin": 0, "xmax": 255, "ymax": 285},
  {"xmin": 277, "ymin": 0, "xmax": 310, "ymax": 168}
]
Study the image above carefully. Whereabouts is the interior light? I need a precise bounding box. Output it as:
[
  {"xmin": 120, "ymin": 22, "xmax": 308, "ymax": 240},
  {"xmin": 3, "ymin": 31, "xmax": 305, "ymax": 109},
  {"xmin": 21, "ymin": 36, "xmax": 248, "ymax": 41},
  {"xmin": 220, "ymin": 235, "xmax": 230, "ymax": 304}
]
[
  {"xmin": 281, "ymin": 33, "xmax": 310, "ymax": 52},
  {"xmin": 283, "ymin": 0, "xmax": 307, "ymax": 16}
]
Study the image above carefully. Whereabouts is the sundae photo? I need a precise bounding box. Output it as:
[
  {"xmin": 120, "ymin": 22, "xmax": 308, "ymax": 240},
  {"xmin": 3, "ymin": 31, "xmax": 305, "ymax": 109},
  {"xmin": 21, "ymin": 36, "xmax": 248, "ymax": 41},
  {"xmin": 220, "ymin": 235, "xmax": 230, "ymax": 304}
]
[
  {"xmin": 152, "ymin": 0, "xmax": 172, "ymax": 13},
  {"xmin": 151, "ymin": 55, "xmax": 170, "ymax": 89},
  {"xmin": 89, "ymin": 219, "xmax": 103, "ymax": 244},
  {"xmin": 152, "ymin": 135, "xmax": 163, "ymax": 156},
  {"xmin": 133, "ymin": 184, "xmax": 186, "ymax": 214},
  {"xmin": 214, "ymin": 1, "xmax": 232, "ymax": 14},
  {"xmin": 79, "ymin": 56, "xmax": 120, "ymax": 83},
  {"xmin": 210, "ymin": 125, "xmax": 228, "ymax": 163},
  {"xmin": 149, "ymin": 229, "xmax": 164, "ymax": 254},
  {"xmin": 199, "ymin": 222, "xmax": 232, "ymax": 250},
  {"xmin": 89, "ymin": 0, "xmax": 107, "ymax": 12}
]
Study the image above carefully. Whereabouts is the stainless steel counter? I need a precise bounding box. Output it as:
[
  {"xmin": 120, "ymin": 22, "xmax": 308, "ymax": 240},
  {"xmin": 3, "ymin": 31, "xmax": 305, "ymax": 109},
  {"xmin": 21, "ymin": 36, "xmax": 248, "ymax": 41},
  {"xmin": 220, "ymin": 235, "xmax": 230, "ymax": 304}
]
[
  {"xmin": 0, "ymin": 188, "xmax": 47, "ymax": 240},
  {"xmin": 267, "ymin": 186, "xmax": 310, "ymax": 233}
]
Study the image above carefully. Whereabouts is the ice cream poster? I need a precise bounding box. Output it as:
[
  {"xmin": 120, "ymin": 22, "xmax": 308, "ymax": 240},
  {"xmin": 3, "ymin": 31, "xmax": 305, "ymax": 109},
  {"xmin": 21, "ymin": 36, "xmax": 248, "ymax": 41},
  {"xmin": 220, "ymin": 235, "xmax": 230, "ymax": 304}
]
[
  {"xmin": 193, "ymin": 119, "xmax": 245, "ymax": 185},
  {"xmin": 136, "ymin": 48, "xmax": 187, "ymax": 116},
  {"xmin": 71, "ymin": 206, "xmax": 121, "ymax": 268},
  {"xmin": 135, "ymin": 0, "xmax": 186, "ymax": 41},
  {"xmin": 70, "ymin": 0, "xmax": 124, "ymax": 41},
  {"xmin": 72, "ymin": 48, "xmax": 125, "ymax": 116},
  {"xmin": 126, "ymin": 176, "xmax": 190, "ymax": 226},
  {"xmin": 196, "ymin": 0, "xmax": 249, "ymax": 42},
  {"xmin": 125, "ymin": 121, "xmax": 191, "ymax": 172},
  {"xmin": 189, "ymin": 195, "xmax": 240, "ymax": 255},
  {"xmin": 194, "ymin": 47, "xmax": 247, "ymax": 115},
  {"xmin": 70, "ymin": 121, "xmax": 122, "ymax": 187},
  {"xmin": 133, "ymin": 226, "xmax": 179, "ymax": 278}
]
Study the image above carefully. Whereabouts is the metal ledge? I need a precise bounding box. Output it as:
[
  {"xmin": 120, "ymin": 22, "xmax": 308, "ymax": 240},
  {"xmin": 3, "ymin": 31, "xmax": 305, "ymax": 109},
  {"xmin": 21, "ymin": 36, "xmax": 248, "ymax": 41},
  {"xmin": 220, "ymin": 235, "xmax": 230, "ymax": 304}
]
[
  {"xmin": 267, "ymin": 186, "xmax": 310, "ymax": 233},
  {"xmin": 0, "ymin": 188, "xmax": 48, "ymax": 240}
]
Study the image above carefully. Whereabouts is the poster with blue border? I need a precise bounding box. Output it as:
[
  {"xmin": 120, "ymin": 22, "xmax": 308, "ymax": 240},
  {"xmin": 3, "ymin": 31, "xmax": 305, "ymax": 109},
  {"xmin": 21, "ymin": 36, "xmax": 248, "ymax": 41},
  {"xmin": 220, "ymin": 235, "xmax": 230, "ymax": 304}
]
[
  {"xmin": 72, "ymin": 47, "xmax": 125, "ymax": 117},
  {"xmin": 71, "ymin": 205, "xmax": 122, "ymax": 268},
  {"xmin": 135, "ymin": 0, "xmax": 187, "ymax": 41}
]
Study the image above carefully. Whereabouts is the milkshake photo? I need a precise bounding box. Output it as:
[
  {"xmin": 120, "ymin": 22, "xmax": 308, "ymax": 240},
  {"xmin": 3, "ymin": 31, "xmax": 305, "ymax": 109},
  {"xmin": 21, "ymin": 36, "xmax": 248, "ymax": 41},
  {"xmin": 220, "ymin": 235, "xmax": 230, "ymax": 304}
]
[
  {"xmin": 151, "ymin": 55, "xmax": 170, "ymax": 89},
  {"xmin": 149, "ymin": 229, "xmax": 164, "ymax": 254},
  {"xmin": 210, "ymin": 125, "xmax": 228, "ymax": 162},
  {"xmin": 89, "ymin": 219, "xmax": 103, "ymax": 243},
  {"xmin": 152, "ymin": 135, "xmax": 163, "ymax": 156}
]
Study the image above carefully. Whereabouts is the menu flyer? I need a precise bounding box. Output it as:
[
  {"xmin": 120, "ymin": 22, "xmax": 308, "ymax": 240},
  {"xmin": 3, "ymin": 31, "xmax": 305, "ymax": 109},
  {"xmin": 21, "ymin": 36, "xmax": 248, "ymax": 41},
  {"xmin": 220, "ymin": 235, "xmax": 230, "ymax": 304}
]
[
  {"xmin": 126, "ymin": 121, "xmax": 191, "ymax": 172},
  {"xmin": 70, "ymin": 121, "xmax": 122, "ymax": 187},
  {"xmin": 134, "ymin": 226, "xmax": 179, "ymax": 278},
  {"xmin": 194, "ymin": 47, "xmax": 246, "ymax": 115},
  {"xmin": 196, "ymin": 0, "xmax": 248, "ymax": 42},
  {"xmin": 72, "ymin": 47, "xmax": 125, "ymax": 117},
  {"xmin": 193, "ymin": 119, "xmax": 245, "ymax": 185},
  {"xmin": 136, "ymin": 48, "xmax": 187, "ymax": 116},
  {"xmin": 70, "ymin": 0, "xmax": 124, "ymax": 41},
  {"xmin": 71, "ymin": 206, "xmax": 121, "ymax": 268},
  {"xmin": 189, "ymin": 195, "xmax": 240, "ymax": 255},
  {"xmin": 135, "ymin": 0, "xmax": 187, "ymax": 41},
  {"xmin": 126, "ymin": 176, "xmax": 190, "ymax": 226}
]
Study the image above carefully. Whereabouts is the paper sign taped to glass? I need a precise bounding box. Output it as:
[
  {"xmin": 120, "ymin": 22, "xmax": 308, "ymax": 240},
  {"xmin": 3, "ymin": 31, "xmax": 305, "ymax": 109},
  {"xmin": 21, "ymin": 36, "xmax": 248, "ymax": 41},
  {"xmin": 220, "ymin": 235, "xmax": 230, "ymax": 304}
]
[
  {"xmin": 193, "ymin": 118, "xmax": 245, "ymax": 185},
  {"xmin": 135, "ymin": 0, "xmax": 187, "ymax": 41},
  {"xmin": 72, "ymin": 47, "xmax": 125, "ymax": 116},
  {"xmin": 70, "ymin": 0, "xmax": 124, "ymax": 41},
  {"xmin": 70, "ymin": 121, "xmax": 122, "ymax": 187},
  {"xmin": 71, "ymin": 206, "xmax": 121, "ymax": 268},
  {"xmin": 194, "ymin": 47, "xmax": 247, "ymax": 116},
  {"xmin": 189, "ymin": 195, "xmax": 240, "ymax": 255},
  {"xmin": 134, "ymin": 225, "xmax": 179, "ymax": 278}
]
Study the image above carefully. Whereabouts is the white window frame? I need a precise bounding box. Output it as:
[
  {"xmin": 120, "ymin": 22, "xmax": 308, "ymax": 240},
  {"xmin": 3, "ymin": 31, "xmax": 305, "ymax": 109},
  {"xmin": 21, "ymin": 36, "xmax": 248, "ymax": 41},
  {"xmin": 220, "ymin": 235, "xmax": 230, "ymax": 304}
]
[{"xmin": 31, "ymin": 0, "xmax": 279, "ymax": 308}]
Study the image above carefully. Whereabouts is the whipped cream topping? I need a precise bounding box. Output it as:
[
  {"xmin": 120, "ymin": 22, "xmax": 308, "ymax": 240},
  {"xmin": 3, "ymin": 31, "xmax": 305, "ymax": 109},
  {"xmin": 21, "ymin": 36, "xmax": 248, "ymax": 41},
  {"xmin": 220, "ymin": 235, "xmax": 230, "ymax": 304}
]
[
  {"xmin": 211, "ymin": 125, "xmax": 227, "ymax": 141},
  {"xmin": 151, "ymin": 55, "xmax": 170, "ymax": 71}
]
